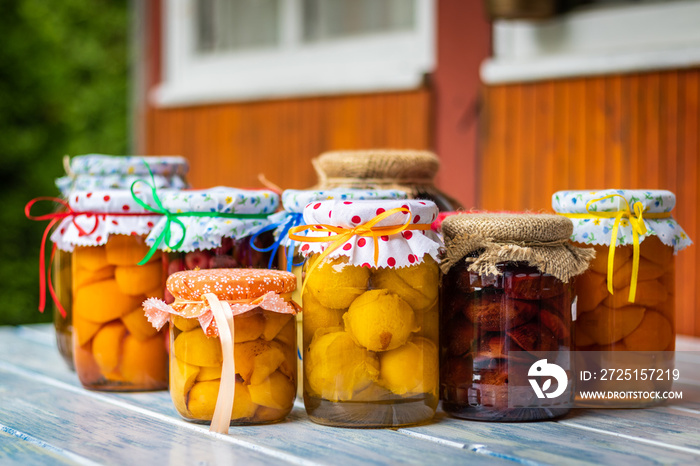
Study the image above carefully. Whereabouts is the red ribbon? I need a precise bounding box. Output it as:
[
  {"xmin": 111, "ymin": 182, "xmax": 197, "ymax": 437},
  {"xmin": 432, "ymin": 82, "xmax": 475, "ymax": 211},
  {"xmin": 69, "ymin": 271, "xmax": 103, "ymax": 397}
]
[{"xmin": 24, "ymin": 197, "xmax": 159, "ymax": 317}]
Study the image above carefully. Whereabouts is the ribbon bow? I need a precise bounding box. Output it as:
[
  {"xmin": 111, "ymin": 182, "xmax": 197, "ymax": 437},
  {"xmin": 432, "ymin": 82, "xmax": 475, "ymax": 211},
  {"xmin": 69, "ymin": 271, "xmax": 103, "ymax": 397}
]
[
  {"xmin": 249, "ymin": 212, "xmax": 305, "ymax": 270},
  {"xmin": 24, "ymin": 197, "xmax": 158, "ymax": 316},
  {"xmin": 130, "ymin": 178, "xmax": 272, "ymax": 265},
  {"xmin": 288, "ymin": 207, "xmax": 430, "ymax": 293},
  {"xmin": 560, "ymin": 194, "xmax": 670, "ymax": 303}
]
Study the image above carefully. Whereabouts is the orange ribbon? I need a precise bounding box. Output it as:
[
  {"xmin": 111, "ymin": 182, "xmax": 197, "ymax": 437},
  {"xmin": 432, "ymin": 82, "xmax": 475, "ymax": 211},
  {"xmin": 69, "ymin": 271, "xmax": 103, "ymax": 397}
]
[{"xmin": 288, "ymin": 207, "xmax": 431, "ymax": 293}]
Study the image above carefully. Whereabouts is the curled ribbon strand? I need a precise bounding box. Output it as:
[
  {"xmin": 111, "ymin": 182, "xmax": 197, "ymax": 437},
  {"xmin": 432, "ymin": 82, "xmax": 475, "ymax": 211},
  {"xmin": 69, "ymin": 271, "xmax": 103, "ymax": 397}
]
[
  {"xmin": 288, "ymin": 207, "xmax": 431, "ymax": 294},
  {"xmin": 249, "ymin": 212, "xmax": 305, "ymax": 271},
  {"xmin": 130, "ymin": 172, "xmax": 272, "ymax": 266},
  {"xmin": 24, "ymin": 197, "xmax": 157, "ymax": 315},
  {"xmin": 559, "ymin": 194, "xmax": 670, "ymax": 303}
]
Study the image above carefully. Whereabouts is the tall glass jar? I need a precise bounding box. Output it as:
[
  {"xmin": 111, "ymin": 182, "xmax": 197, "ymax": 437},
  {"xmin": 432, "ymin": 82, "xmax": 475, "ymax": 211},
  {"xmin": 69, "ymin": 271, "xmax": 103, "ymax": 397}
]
[
  {"xmin": 51, "ymin": 155, "xmax": 188, "ymax": 371},
  {"xmin": 294, "ymin": 199, "xmax": 442, "ymax": 427},
  {"xmin": 51, "ymin": 188, "xmax": 168, "ymax": 391},
  {"xmin": 142, "ymin": 269, "xmax": 299, "ymax": 428},
  {"xmin": 439, "ymin": 213, "xmax": 593, "ymax": 421},
  {"xmin": 312, "ymin": 150, "xmax": 462, "ymax": 211},
  {"xmin": 553, "ymin": 190, "xmax": 691, "ymax": 406}
]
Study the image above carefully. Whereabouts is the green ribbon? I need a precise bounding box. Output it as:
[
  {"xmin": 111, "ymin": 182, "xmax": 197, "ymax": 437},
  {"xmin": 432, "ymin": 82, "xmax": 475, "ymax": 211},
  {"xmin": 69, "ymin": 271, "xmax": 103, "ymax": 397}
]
[{"xmin": 130, "ymin": 175, "xmax": 272, "ymax": 266}]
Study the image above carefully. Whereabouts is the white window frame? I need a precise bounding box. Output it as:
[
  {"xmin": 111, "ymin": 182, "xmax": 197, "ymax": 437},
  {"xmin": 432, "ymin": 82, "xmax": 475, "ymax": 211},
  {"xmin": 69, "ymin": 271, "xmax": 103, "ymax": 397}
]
[
  {"xmin": 481, "ymin": 0, "xmax": 700, "ymax": 84},
  {"xmin": 155, "ymin": 0, "xmax": 435, "ymax": 107}
]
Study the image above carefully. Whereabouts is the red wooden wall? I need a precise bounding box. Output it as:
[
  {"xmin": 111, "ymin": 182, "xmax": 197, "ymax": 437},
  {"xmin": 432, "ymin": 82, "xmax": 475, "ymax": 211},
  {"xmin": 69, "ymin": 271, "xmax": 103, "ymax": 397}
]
[{"xmin": 479, "ymin": 69, "xmax": 700, "ymax": 335}]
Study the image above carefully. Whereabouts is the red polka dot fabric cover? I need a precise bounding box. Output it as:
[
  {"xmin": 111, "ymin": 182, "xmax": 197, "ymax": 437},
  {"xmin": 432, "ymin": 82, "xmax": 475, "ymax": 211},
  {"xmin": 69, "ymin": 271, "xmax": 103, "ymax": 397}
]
[
  {"xmin": 50, "ymin": 188, "xmax": 164, "ymax": 251},
  {"xmin": 298, "ymin": 199, "xmax": 442, "ymax": 268}
]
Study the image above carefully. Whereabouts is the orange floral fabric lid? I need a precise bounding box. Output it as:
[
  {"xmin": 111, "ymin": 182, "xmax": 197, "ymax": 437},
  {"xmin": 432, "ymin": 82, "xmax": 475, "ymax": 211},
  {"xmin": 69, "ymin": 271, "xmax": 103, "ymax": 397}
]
[{"xmin": 143, "ymin": 268, "xmax": 298, "ymax": 337}]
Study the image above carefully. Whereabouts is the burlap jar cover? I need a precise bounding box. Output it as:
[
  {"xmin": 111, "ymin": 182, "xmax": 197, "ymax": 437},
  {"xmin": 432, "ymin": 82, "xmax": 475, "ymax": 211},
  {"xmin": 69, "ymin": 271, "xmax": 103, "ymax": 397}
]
[
  {"xmin": 440, "ymin": 213, "xmax": 594, "ymax": 282},
  {"xmin": 312, "ymin": 149, "xmax": 461, "ymax": 211}
]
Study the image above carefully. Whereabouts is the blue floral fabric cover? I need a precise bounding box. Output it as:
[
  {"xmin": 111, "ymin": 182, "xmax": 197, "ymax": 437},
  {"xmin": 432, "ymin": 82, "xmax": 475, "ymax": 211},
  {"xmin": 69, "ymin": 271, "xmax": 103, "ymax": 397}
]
[
  {"xmin": 144, "ymin": 187, "xmax": 279, "ymax": 252},
  {"xmin": 56, "ymin": 155, "xmax": 189, "ymax": 195},
  {"xmin": 552, "ymin": 189, "xmax": 691, "ymax": 252}
]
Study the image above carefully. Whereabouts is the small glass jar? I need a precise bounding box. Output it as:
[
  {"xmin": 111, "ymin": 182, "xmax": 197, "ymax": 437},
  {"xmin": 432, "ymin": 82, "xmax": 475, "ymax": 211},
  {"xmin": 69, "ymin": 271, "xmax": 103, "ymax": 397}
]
[
  {"xmin": 553, "ymin": 190, "xmax": 691, "ymax": 407},
  {"xmin": 72, "ymin": 234, "xmax": 167, "ymax": 390},
  {"xmin": 144, "ymin": 269, "xmax": 299, "ymax": 425},
  {"xmin": 440, "ymin": 261, "xmax": 573, "ymax": 421},
  {"xmin": 51, "ymin": 155, "xmax": 188, "ymax": 371},
  {"xmin": 296, "ymin": 199, "xmax": 442, "ymax": 427}
]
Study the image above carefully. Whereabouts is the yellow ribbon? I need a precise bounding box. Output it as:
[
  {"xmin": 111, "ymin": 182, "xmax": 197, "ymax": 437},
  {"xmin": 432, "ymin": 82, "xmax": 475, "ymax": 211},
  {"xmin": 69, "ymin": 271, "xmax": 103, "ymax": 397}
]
[
  {"xmin": 288, "ymin": 207, "xmax": 431, "ymax": 294},
  {"xmin": 560, "ymin": 194, "xmax": 670, "ymax": 303}
]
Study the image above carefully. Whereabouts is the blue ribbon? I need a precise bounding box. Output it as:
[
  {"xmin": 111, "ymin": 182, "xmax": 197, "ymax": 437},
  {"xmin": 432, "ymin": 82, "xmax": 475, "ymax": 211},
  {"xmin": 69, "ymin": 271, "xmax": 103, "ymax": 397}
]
[{"xmin": 250, "ymin": 212, "xmax": 306, "ymax": 270}]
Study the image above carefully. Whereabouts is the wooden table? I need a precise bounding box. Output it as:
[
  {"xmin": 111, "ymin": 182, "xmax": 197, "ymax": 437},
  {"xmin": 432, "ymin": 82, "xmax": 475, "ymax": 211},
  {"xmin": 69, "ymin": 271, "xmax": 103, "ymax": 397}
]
[{"xmin": 1, "ymin": 324, "xmax": 699, "ymax": 465}]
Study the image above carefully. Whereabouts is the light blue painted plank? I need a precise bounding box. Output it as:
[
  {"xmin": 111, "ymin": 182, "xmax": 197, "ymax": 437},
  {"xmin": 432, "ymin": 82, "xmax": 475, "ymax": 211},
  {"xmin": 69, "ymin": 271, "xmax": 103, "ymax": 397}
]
[
  {"xmin": 0, "ymin": 427, "xmax": 91, "ymax": 466},
  {"xmin": 0, "ymin": 326, "xmax": 508, "ymax": 466},
  {"xmin": 0, "ymin": 366, "xmax": 298, "ymax": 466},
  {"xmin": 400, "ymin": 411, "xmax": 700, "ymax": 466}
]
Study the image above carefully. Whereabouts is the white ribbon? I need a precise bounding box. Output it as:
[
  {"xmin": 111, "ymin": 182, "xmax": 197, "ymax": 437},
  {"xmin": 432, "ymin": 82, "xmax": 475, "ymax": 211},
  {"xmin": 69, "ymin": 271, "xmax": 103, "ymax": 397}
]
[{"xmin": 203, "ymin": 293, "xmax": 236, "ymax": 434}]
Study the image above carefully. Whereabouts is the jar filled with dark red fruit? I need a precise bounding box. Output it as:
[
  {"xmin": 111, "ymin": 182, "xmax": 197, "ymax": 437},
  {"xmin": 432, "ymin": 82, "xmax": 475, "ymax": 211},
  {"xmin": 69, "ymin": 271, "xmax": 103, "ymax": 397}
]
[
  {"xmin": 439, "ymin": 213, "xmax": 594, "ymax": 421},
  {"xmin": 139, "ymin": 187, "xmax": 280, "ymax": 303}
]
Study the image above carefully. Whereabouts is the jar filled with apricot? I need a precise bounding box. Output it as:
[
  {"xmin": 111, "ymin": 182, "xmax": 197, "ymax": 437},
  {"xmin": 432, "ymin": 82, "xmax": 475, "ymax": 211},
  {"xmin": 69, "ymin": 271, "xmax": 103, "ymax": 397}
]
[
  {"xmin": 143, "ymin": 269, "xmax": 299, "ymax": 426},
  {"xmin": 49, "ymin": 155, "xmax": 188, "ymax": 371},
  {"xmin": 294, "ymin": 199, "xmax": 442, "ymax": 427},
  {"xmin": 553, "ymin": 190, "xmax": 692, "ymax": 406},
  {"xmin": 51, "ymin": 188, "xmax": 169, "ymax": 391}
]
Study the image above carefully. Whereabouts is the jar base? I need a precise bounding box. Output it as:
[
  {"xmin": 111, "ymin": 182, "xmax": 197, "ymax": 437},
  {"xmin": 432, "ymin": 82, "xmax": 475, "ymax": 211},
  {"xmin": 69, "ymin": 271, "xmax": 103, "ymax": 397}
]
[
  {"xmin": 443, "ymin": 402, "xmax": 569, "ymax": 422},
  {"xmin": 304, "ymin": 393, "xmax": 438, "ymax": 428},
  {"xmin": 81, "ymin": 381, "xmax": 168, "ymax": 392}
]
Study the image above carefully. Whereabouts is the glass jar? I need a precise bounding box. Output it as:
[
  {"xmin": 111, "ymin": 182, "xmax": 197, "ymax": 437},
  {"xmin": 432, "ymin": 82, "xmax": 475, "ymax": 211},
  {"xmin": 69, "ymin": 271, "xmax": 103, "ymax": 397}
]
[
  {"xmin": 312, "ymin": 150, "xmax": 461, "ymax": 211},
  {"xmin": 553, "ymin": 190, "xmax": 691, "ymax": 407},
  {"xmin": 72, "ymin": 234, "xmax": 167, "ymax": 390},
  {"xmin": 51, "ymin": 155, "xmax": 188, "ymax": 371},
  {"xmin": 438, "ymin": 213, "xmax": 591, "ymax": 421},
  {"xmin": 295, "ymin": 199, "xmax": 442, "ymax": 427},
  {"xmin": 143, "ymin": 269, "xmax": 299, "ymax": 426},
  {"xmin": 49, "ymin": 187, "xmax": 170, "ymax": 391},
  {"xmin": 440, "ymin": 261, "xmax": 573, "ymax": 421}
]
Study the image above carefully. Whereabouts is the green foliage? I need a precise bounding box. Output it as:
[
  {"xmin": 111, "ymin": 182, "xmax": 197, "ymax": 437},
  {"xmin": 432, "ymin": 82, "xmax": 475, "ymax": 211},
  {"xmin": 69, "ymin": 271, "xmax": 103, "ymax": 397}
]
[{"xmin": 0, "ymin": 0, "xmax": 129, "ymax": 324}]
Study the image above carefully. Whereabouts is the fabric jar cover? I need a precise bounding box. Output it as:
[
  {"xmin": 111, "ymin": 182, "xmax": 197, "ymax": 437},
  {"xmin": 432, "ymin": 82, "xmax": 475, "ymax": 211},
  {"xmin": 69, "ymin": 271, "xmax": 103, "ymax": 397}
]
[
  {"xmin": 440, "ymin": 213, "xmax": 595, "ymax": 283},
  {"xmin": 56, "ymin": 154, "xmax": 189, "ymax": 195},
  {"xmin": 296, "ymin": 199, "xmax": 442, "ymax": 268},
  {"xmin": 50, "ymin": 187, "xmax": 164, "ymax": 251},
  {"xmin": 144, "ymin": 187, "xmax": 279, "ymax": 253},
  {"xmin": 269, "ymin": 188, "xmax": 406, "ymax": 248},
  {"xmin": 552, "ymin": 189, "xmax": 692, "ymax": 252}
]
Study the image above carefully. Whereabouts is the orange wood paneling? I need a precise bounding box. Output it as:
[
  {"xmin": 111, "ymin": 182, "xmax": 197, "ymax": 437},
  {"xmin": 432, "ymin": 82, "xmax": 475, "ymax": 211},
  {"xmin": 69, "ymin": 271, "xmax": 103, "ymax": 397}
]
[
  {"xmin": 480, "ymin": 68, "xmax": 700, "ymax": 336},
  {"xmin": 145, "ymin": 91, "xmax": 431, "ymax": 191}
]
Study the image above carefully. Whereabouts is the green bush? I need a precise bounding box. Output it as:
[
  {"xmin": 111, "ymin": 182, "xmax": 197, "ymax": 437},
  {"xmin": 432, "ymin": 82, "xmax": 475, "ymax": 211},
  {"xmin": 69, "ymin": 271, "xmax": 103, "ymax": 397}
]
[{"xmin": 0, "ymin": 0, "xmax": 128, "ymax": 324}]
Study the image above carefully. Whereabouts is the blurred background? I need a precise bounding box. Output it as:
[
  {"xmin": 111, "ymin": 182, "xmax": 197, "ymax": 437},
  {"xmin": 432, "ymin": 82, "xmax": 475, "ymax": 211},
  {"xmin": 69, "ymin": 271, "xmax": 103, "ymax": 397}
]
[
  {"xmin": 2, "ymin": 0, "xmax": 128, "ymax": 324},
  {"xmin": 7, "ymin": 0, "xmax": 700, "ymax": 334}
]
